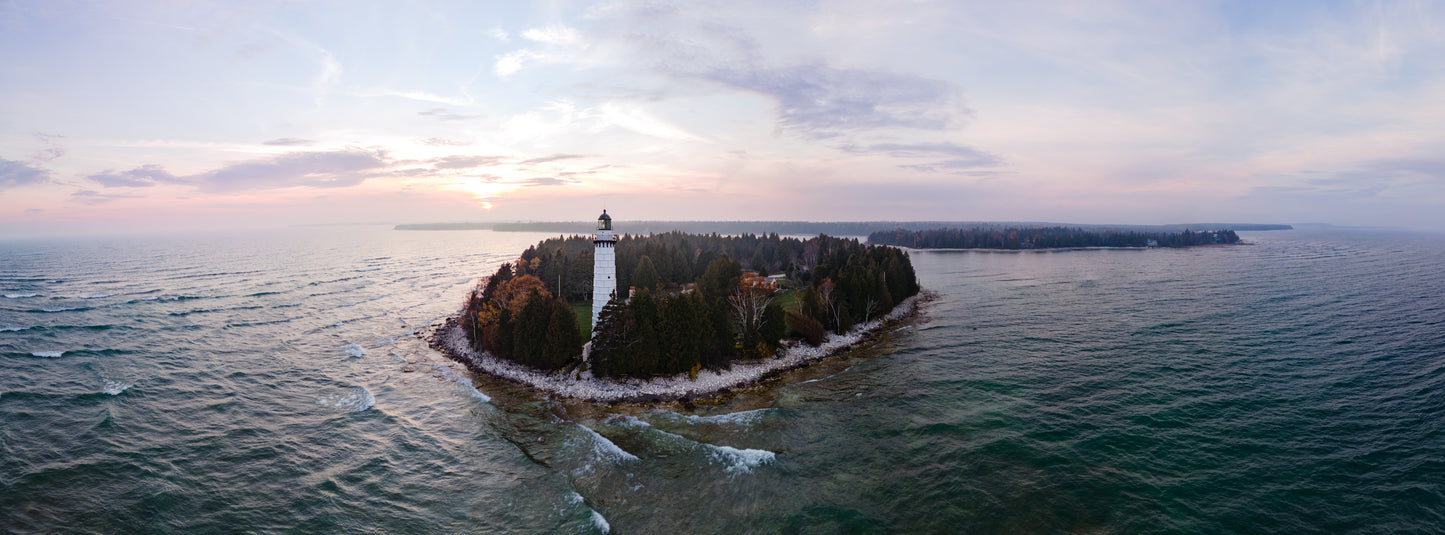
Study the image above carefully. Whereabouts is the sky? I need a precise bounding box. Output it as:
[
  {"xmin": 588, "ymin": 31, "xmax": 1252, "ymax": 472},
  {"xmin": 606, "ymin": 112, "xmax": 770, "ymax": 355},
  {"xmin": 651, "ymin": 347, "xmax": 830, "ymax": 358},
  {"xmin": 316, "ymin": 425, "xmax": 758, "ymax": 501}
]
[{"xmin": 2, "ymin": 0, "xmax": 1444, "ymax": 237}]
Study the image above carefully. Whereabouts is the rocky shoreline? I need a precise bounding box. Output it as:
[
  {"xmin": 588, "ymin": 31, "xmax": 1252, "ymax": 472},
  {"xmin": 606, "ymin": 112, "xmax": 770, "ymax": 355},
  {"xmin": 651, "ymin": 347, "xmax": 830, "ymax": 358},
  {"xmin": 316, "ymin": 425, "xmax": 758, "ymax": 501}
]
[{"xmin": 428, "ymin": 292, "xmax": 933, "ymax": 403}]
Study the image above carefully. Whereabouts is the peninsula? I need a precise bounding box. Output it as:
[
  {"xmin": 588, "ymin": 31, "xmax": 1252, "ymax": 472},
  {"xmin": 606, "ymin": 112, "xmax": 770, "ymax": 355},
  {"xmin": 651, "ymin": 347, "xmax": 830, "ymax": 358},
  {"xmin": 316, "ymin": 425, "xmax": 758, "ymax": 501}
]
[{"xmin": 431, "ymin": 212, "xmax": 924, "ymax": 403}]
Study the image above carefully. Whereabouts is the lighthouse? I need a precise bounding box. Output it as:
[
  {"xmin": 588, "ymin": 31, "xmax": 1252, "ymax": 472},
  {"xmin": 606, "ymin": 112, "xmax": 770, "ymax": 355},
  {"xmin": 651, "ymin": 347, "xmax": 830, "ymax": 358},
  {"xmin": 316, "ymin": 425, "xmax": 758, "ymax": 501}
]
[{"xmin": 591, "ymin": 210, "xmax": 617, "ymax": 335}]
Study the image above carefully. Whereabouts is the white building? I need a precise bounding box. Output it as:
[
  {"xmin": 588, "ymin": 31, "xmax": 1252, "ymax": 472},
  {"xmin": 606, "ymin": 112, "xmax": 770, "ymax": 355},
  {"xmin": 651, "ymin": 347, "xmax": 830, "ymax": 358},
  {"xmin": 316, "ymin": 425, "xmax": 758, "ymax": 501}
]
[{"xmin": 590, "ymin": 210, "xmax": 617, "ymax": 336}]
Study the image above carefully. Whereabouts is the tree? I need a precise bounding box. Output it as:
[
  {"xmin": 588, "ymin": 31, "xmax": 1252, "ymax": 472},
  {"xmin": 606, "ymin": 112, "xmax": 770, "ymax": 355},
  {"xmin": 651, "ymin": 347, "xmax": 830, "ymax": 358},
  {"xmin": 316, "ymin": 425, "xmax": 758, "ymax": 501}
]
[
  {"xmin": 729, "ymin": 272, "xmax": 777, "ymax": 359},
  {"xmin": 786, "ymin": 310, "xmax": 826, "ymax": 346},
  {"xmin": 539, "ymin": 297, "xmax": 582, "ymax": 370},
  {"xmin": 632, "ymin": 255, "xmax": 660, "ymax": 292},
  {"xmin": 589, "ymin": 292, "xmax": 633, "ymax": 377},
  {"xmin": 697, "ymin": 255, "xmax": 742, "ymax": 300}
]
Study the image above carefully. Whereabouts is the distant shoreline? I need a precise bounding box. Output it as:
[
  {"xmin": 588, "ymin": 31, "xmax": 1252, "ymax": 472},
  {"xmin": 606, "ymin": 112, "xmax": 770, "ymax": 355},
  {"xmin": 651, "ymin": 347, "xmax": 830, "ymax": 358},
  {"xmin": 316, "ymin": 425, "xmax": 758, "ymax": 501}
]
[
  {"xmin": 429, "ymin": 292, "xmax": 932, "ymax": 404},
  {"xmin": 395, "ymin": 221, "xmax": 1294, "ymax": 234}
]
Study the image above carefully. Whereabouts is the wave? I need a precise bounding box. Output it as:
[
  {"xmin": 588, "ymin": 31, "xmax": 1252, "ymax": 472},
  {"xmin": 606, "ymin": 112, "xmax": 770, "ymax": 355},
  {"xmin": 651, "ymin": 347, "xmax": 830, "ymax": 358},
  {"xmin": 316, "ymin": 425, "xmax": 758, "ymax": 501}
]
[
  {"xmin": 682, "ymin": 408, "xmax": 775, "ymax": 426},
  {"xmin": 102, "ymin": 378, "xmax": 133, "ymax": 395},
  {"xmin": 32, "ymin": 350, "xmax": 65, "ymax": 358},
  {"xmin": 4, "ymin": 293, "xmax": 39, "ymax": 298},
  {"xmin": 79, "ymin": 294, "xmax": 112, "ymax": 299},
  {"xmin": 577, "ymin": 424, "xmax": 639, "ymax": 462},
  {"xmin": 609, "ymin": 415, "xmax": 776, "ymax": 474},
  {"xmin": 2, "ymin": 325, "xmax": 30, "ymax": 332},
  {"xmin": 315, "ymin": 386, "xmax": 376, "ymax": 412},
  {"xmin": 341, "ymin": 344, "xmax": 366, "ymax": 358},
  {"xmin": 591, "ymin": 510, "xmax": 611, "ymax": 533},
  {"xmin": 709, "ymin": 445, "xmax": 776, "ymax": 474},
  {"xmin": 35, "ymin": 306, "xmax": 94, "ymax": 313},
  {"xmin": 276, "ymin": 301, "xmax": 302, "ymax": 307}
]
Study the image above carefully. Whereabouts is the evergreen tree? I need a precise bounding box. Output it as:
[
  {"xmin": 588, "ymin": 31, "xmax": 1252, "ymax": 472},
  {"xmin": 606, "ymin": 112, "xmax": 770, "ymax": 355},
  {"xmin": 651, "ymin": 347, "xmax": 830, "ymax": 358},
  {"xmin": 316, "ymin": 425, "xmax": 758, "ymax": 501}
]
[
  {"xmin": 633, "ymin": 255, "xmax": 661, "ymax": 291},
  {"xmin": 759, "ymin": 301, "xmax": 787, "ymax": 354},
  {"xmin": 589, "ymin": 292, "xmax": 633, "ymax": 377},
  {"xmin": 626, "ymin": 288, "xmax": 661, "ymax": 376},
  {"xmin": 539, "ymin": 298, "xmax": 582, "ymax": 369}
]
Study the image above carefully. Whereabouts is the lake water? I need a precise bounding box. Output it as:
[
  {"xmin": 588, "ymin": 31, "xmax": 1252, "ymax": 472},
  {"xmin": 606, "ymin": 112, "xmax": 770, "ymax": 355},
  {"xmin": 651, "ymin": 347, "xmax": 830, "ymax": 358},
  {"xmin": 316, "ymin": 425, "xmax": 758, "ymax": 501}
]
[{"xmin": 2, "ymin": 227, "xmax": 1442, "ymax": 533}]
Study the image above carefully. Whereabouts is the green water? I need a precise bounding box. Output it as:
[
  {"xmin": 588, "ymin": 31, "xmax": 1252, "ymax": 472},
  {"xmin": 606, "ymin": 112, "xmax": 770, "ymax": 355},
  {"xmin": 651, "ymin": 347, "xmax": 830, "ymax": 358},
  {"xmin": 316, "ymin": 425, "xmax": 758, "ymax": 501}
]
[{"xmin": 2, "ymin": 228, "xmax": 1442, "ymax": 533}]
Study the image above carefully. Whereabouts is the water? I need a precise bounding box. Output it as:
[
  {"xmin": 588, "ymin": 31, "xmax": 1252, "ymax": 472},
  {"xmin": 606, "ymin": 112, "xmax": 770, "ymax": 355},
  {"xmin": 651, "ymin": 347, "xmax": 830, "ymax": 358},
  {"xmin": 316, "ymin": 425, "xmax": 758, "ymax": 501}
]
[{"xmin": 2, "ymin": 227, "xmax": 1443, "ymax": 533}]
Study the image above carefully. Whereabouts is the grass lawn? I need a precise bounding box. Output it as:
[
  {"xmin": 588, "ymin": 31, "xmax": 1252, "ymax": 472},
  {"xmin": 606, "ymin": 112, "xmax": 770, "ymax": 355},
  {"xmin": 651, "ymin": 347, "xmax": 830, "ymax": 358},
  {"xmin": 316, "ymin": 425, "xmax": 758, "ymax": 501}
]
[
  {"xmin": 774, "ymin": 289, "xmax": 799, "ymax": 313},
  {"xmin": 570, "ymin": 301, "xmax": 592, "ymax": 337}
]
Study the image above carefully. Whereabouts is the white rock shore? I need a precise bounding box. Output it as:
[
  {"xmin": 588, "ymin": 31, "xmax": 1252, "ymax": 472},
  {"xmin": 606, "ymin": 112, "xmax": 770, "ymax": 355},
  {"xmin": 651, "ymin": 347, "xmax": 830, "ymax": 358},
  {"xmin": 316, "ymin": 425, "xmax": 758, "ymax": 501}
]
[{"xmin": 433, "ymin": 293, "xmax": 925, "ymax": 403}]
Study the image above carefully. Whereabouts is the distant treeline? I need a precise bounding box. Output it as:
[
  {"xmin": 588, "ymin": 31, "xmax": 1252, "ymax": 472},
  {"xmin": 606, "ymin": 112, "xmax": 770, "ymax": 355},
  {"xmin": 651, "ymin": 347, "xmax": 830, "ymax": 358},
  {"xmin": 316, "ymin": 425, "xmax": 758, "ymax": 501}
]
[
  {"xmin": 457, "ymin": 233, "xmax": 920, "ymax": 378},
  {"xmin": 396, "ymin": 221, "xmax": 1292, "ymax": 234},
  {"xmin": 869, "ymin": 227, "xmax": 1242, "ymax": 249}
]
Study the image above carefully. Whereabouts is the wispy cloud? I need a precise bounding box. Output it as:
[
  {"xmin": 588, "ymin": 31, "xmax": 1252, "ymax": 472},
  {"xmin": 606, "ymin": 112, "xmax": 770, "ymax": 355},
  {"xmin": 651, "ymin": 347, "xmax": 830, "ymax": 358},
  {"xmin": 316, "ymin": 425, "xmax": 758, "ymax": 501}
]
[
  {"xmin": 87, "ymin": 164, "xmax": 181, "ymax": 187},
  {"xmin": 516, "ymin": 176, "xmax": 578, "ymax": 187},
  {"xmin": 194, "ymin": 149, "xmax": 389, "ymax": 191},
  {"xmin": 32, "ymin": 132, "xmax": 67, "ymax": 162},
  {"xmin": 701, "ymin": 64, "xmax": 969, "ymax": 137},
  {"xmin": 842, "ymin": 142, "xmax": 1002, "ymax": 173},
  {"xmin": 432, "ymin": 155, "xmax": 504, "ymax": 170},
  {"xmin": 594, "ymin": 3, "xmax": 971, "ymax": 138},
  {"xmin": 418, "ymin": 108, "xmax": 482, "ymax": 121},
  {"xmin": 420, "ymin": 137, "xmax": 474, "ymax": 147},
  {"xmin": 0, "ymin": 157, "xmax": 51, "ymax": 188},
  {"xmin": 522, "ymin": 25, "xmax": 582, "ymax": 45},
  {"xmin": 519, "ymin": 154, "xmax": 587, "ymax": 165},
  {"xmin": 261, "ymin": 138, "xmax": 314, "ymax": 146},
  {"xmin": 69, "ymin": 189, "xmax": 141, "ymax": 205}
]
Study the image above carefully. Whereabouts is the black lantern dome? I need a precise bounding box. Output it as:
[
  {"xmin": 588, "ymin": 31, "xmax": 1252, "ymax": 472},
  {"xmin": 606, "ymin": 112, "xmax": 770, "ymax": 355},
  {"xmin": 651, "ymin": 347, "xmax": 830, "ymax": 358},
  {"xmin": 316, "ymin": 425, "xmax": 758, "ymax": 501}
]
[{"xmin": 597, "ymin": 210, "xmax": 612, "ymax": 230}]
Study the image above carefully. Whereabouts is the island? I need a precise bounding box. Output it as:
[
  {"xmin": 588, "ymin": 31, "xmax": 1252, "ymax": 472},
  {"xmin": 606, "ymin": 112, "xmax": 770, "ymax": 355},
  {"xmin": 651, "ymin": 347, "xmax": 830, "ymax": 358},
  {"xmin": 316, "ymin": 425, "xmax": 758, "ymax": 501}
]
[
  {"xmin": 430, "ymin": 212, "xmax": 925, "ymax": 403},
  {"xmin": 868, "ymin": 226, "xmax": 1245, "ymax": 250}
]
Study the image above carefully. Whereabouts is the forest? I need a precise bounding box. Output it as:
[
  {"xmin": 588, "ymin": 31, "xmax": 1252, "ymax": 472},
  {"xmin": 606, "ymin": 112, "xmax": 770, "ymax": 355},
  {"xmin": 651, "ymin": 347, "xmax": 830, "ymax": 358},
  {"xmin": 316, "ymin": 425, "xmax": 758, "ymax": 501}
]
[
  {"xmin": 868, "ymin": 227, "xmax": 1241, "ymax": 249},
  {"xmin": 457, "ymin": 232, "xmax": 920, "ymax": 378}
]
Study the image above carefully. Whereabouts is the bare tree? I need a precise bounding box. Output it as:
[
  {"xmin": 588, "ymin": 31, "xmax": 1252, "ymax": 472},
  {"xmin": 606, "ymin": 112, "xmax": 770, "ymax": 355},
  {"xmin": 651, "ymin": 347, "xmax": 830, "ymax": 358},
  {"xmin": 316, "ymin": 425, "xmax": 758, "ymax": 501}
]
[{"xmin": 728, "ymin": 273, "xmax": 776, "ymax": 351}]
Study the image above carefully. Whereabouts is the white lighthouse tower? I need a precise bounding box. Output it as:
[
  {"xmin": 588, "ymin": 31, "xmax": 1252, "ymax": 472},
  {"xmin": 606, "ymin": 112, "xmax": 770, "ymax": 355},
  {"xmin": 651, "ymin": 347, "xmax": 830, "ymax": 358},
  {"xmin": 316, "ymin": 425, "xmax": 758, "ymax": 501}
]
[{"xmin": 591, "ymin": 210, "xmax": 617, "ymax": 335}]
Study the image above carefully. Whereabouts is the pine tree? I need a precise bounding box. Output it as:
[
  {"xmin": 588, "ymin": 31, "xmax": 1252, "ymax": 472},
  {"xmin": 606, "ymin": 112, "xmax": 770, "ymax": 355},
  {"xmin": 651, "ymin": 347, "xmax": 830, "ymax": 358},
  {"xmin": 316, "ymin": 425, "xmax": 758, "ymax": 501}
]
[{"xmin": 633, "ymin": 256, "xmax": 660, "ymax": 291}]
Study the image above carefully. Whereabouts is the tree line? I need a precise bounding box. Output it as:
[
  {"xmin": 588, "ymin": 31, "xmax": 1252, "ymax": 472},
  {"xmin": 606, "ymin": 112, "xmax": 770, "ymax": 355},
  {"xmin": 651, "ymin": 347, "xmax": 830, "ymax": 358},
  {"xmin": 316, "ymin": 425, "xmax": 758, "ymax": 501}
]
[
  {"xmin": 458, "ymin": 233, "xmax": 920, "ymax": 378},
  {"xmin": 867, "ymin": 227, "xmax": 1241, "ymax": 250}
]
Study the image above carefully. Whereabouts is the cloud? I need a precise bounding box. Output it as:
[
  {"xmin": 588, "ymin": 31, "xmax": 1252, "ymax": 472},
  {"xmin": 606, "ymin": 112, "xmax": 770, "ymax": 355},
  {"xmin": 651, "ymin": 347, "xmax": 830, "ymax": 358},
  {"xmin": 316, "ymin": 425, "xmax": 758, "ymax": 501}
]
[
  {"xmin": 519, "ymin": 154, "xmax": 587, "ymax": 165},
  {"xmin": 593, "ymin": 3, "xmax": 972, "ymax": 138},
  {"xmin": 32, "ymin": 133, "xmax": 67, "ymax": 162},
  {"xmin": 194, "ymin": 149, "xmax": 389, "ymax": 191},
  {"xmin": 419, "ymin": 108, "xmax": 482, "ymax": 121},
  {"xmin": 87, "ymin": 164, "xmax": 181, "ymax": 187},
  {"xmin": 516, "ymin": 176, "xmax": 577, "ymax": 187},
  {"xmin": 69, "ymin": 190, "xmax": 140, "ymax": 205},
  {"xmin": 0, "ymin": 157, "xmax": 51, "ymax": 188},
  {"xmin": 432, "ymin": 155, "xmax": 504, "ymax": 170},
  {"xmin": 495, "ymin": 50, "xmax": 543, "ymax": 77},
  {"xmin": 262, "ymin": 138, "xmax": 314, "ymax": 146},
  {"xmin": 522, "ymin": 25, "xmax": 582, "ymax": 45},
  {"xmin": 421, "ymin": 137, "xmax": 474, "ymax": 147},
  {"xmin": 701, "ymin": 63, "xmax": 970, "ymax": 137},
  {"xmin": 841, "ymin": 142, "xmax": 1003, "ymax": 173}
]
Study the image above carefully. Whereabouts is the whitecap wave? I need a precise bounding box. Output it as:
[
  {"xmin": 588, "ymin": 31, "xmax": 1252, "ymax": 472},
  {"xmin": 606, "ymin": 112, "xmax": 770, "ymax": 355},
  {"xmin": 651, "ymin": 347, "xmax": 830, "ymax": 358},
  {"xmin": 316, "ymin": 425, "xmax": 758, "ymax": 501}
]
[
  {"xmin": 316, "ymin": 386, "xmax": 376, "ymax": 412},
  {"xmin": 31, "ymin": 350, "xmax": 65, "ymax": 358},
  {"xmin": 102, "ymin": 378, "xmax": 132, "ymax": 395},
  {"xmin": 5, "ymin": 293, "xmax": 39, "ymax": 299},
  {"xmin": 578, "ymin": 425, "xmax": 639, "ymax": 462},
  {"xmin": 1, "ymin": 325, "xmax": 28, "ymax": 332},
  {"xmin": 709, "ymin": 444, "xmax": 776, "ymax": 474},
  {"xmin": 683, "ymin": 408, "xmax": 774, "ymax": 426},
  {"xmin": 341, "ymin": 344, "xmax": 366, "ymax": 358},
  {"xmin": 590, "ymin": 510, "xmax": 611, "ymax": 533}
]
